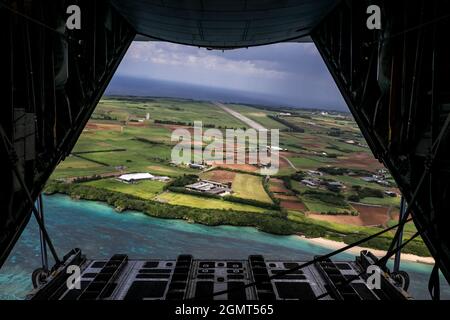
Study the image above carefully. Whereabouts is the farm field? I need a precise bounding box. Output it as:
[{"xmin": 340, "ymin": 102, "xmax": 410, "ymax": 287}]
[
  {"xmin": 46, "ymin": 96, "xmax": 427, "ymax": 255},
  {"xmin": 231, "ymin": 174, "xmax": 272, "ymax": 203},
  {"xmin": 97, "ymin": 98, "xmax": 247, "ymax": 129},
  {"xmin": 84, "ymin": 179, "xmax": 165, "ymax": 200},
  {"xmin": 156, "ymin": 192, "xmax": 266, "ymax": 213}
]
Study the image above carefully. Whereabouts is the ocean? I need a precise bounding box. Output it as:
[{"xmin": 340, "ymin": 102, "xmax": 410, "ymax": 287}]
[{"xmin": 0, "ymin": 194, "xmax": 448, "ymax": 300}]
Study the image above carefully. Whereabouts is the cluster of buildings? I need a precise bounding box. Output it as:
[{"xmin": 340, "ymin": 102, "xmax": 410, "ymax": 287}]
[
  {"xmin": 188, "ymin": 163, "xmax": 208, "ymax": 170},
  {"xmin": 169, "ymin": 161, "xmax": 211, "ymax": 171},
  {"xmin": 361, "ymin": 169, "xmax": 391, "ymax": 186},
  {"xmin": 117, "ymin": 172, "xmax": 170, "ymax": 184},
  {"xmin": 300, "ymin": 170, "xmax": 345, "ymax": 192},
  {"xmin": 185, "ymin": 180, "xmax": 232, "ymax": 196},
  {"xmin": 128, "ymin": 113, "xmax": 150, "ymax": 123}
]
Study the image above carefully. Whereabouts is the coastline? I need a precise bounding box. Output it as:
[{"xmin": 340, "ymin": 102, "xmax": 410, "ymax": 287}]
[
  {"xmin": 300, "ymin": 236, "xmax": 435, "ymax": 265},
  {"xmin": 43, "ymin": 184, "xmax": 431, "ymax": 259}
]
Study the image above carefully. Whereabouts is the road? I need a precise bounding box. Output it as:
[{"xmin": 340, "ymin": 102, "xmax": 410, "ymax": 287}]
[
  {"xmin": 213, "ymin": 102, "xmax": 266, "ymax": 131},
  {"xmin": 214, "ymin": 102, "xmax": 298, "ymax": 171}
]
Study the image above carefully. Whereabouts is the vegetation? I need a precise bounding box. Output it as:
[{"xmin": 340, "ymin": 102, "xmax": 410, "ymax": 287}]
[
  {"xmin": 85, "ymin": 179, "xmax": 165, "ymax": 200},
  {"xmin": 268, "ymin": 115, "xmax": 305, "ymax": 132},
  {"xmin": 222, "ymin": 195, "xmax": 280, "ymax": 210},
  {"xmin": 290, "ymin": 171, "xmax": 306, "ymax": 182},
  {"xmin": 156, "ymin": 192, "xmax": 266, "ymax": 213},
  {"xmin": 349, "ymin": 186, "xmax": 384, "ymax": 202},
  {"xmin": 46, "ymin": 96, "xmax": 427, "ymax": 257},
  {"xmin": 165, "ymin": 174, "xmax": 199, "ymax": 189},
  {"xmin": 44, "ymin": 182, "xmax": 429, "ymax": 256},
  {"xmin": 231, "ymin": 173, "xmax": 273, "ymax": 203},
  {"xmin": 318, "ymin": 167, "xmax": 372, "ymax": 176}
]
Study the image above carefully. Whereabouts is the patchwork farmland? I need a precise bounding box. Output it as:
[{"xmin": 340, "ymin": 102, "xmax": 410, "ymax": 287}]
[{"xmin": 45, "ymin": 96, "xmax": 427, "ymax": 256}]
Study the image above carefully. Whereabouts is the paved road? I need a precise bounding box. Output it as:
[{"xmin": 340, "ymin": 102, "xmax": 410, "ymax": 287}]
[
  {"xmin": 214, "ymin": 102, "xmax": 298, "ymax": 171},
  {"xmin": 213, "ymin": 102, "xmax": 266, "ymax": 131},
  {"xmin": 281, "ymin": 155, "xmax": 298, "ymax": 171}
]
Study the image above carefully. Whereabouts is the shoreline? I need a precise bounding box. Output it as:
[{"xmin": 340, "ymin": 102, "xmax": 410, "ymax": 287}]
[
  {"xmin": 43, "ymin": 187, "xmax": 432, "ymax": 260},
  {"xmin": 299, "ymin": 236, "xmax": 435, "ymax": 265}
]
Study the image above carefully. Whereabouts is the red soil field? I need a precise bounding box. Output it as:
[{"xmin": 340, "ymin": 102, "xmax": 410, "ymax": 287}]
[
  {"xmin": 85, "ymin": 122, "xmax": 123, "ymax": 131},
  {"xmin": 309, "ymin": 203, "xmax": 390, "ymax": 227},
  {"xmin": 269, "ymin": 179, "xmax": 291, "ymax": 194},
  {"xmin": 202, "ymin": 170, "xmax": 236, "ymax": 184},
  {"xmin": 335, "ymin": 152, "xmax": 383, "ymax": 170},
  {"xmin": 217, "ymin": 164, "xmax": 259, "ymax": 172},
  {"xmin": 275, "ymin": 194, "xmax": 299, "ymax": 201},
  {"xmin": 280, "ymin": 200, "xmax": 307, "ymax": 211},
  {"xmin": 127, "ymin": 122, "xmax": 148, "ymax": 127}
]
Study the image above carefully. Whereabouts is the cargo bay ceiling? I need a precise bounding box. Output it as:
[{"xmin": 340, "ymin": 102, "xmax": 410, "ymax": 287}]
[
  {"xmin": 1, "ymin": 0, "xmax": 450, "ymax": 287},
  {"xmin": 110, "ymin": 0, "xmax": 339, "ymax": 48}
]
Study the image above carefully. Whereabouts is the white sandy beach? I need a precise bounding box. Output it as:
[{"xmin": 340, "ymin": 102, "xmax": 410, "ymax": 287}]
[{"xmin": 299, "ymin": 236, "xmax": 435, "ymax": 265}]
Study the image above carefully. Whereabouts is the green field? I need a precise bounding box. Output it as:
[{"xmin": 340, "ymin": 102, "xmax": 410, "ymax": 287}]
[
  {"xmin": 156, "ymin": 192, "xmax": 266, "ymax": 213},
  {"xmin": 52, "ymin": 156, "xmax": 114, "ymax": 179},
  {"xmin": 51, "ymin": 97, "xmax": 398, "ymax": 218},
  {"xmin": 46, "ymin": 96, "xmax": 428, "ymax": 256},
  {"xmin": 52, "ymin": 122, "xmax": 196, "ymax": 180},
  {"xmin": 327, "ymin": 175, "xmax": 384, "ymax": 190},
  {"xmin": 288, "ymin": 156, "xmax": 329, "ymax": 169},
  {"xmin": 231, "ymin": 173, "xmax": 272, "ymax": 203},
  {"xmin": 99, "ymin": 98, "xmax": 247, "ymax": 129},
  {"xmin": 84, "ymin": 179, "xmax": 165, "ymax": 200},
  {"xmin": 359, "ymin": 196, "xmax": 401, "ymax": 208},
  {"xmin": 301, "ymin": 196, "xmax": 354, "ymax": 215}
]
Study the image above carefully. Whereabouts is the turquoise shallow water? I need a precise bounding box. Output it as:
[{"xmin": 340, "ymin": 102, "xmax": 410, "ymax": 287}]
[{"xmin": 0, "ymin": 194, "xmax": 448, "ymax": 300}]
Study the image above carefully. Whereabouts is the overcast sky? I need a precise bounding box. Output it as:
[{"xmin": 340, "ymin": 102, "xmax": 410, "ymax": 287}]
[{"xmin": 116, "ymin": 41, "xmax": 347, "ymax": 111}]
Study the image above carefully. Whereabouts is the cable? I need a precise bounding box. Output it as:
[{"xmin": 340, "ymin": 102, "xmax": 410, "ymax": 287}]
[
  {"xmin": 203, "ymin": 135, "xmax": 443, "ymax": 299},
  {"xmin": 380, "ymin": 110, "xmax": 450, "ymax": 268},
  {"xmin": 428, "ymin": 263, "xmax": 441, "ymax": 300},
  {"xmin": 195, "ymin": 216, "xmax": 412, "ymax": 299},
  {"xmin": 317, "ymin": 109, "xmax": 450, "ymax": 299},
  {"xmin": 379, "ymin": 170, "xmax": 426, "ymax": 267},
  {"xmin": 0, "ymin": 1, "xmax": 67, "ymax": 39},
  {"xmin": 201, "ymin": 155, "xmax": 428, "ymax": 299},
  {"xmin": 365, "ymin": 12, "xmax": 450, "ymax": 46},
  {"xmin": 0, "ymin": 125, "xmax": 61, "ymax": 266},
  {"xmin": 315, "ymin": 223, "xmax": 429, "ymax": 300}
]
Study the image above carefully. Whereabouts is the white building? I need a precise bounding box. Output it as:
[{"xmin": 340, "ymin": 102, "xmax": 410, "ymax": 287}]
[
  {"xmin": 117, "ymin": 173, "xmax": 170, "ymax": 183},
  {"xmin": 118, "ymin": 173, "xmax": 154, "ymax": 183},
  {"xmin": 185, "ymin": 180, "xmax": 231, "ymax": 196}
]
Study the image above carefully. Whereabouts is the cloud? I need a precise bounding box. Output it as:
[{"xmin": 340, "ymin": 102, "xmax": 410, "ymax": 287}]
[
  {"xmin": 127, "ymin": 42, "xmax": 286, "ymax": 79},
  {"xmin": 116, "ymin": 40, "xmax": 347, "ymax": 110}
]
